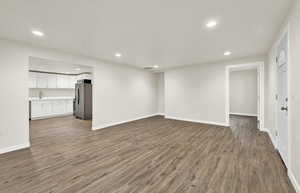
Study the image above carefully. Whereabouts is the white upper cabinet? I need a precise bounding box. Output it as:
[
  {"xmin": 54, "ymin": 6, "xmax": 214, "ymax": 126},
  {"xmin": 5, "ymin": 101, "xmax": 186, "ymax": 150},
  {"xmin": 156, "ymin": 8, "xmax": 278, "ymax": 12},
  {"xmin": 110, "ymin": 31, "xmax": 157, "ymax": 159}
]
[
  {"xmin": 57, "ymin": 75, "xmax": 70, "ymax": 88},
  {"xmin": 47, "ymin": 74, "xmax": 57, "ymax": 88},
  {"xmin": 68, "ymin": 76, "xmax": 77, "ymax": 88},
  {"xmin": 29, "ymin": 72, "xmax": 37, "ymax": 88},
  {"xmin": 77, "ymin": 74, "xmax": 83, "ymax": 80},
  {"xmin": 77, "ymin": 73, "xmax": 92, "ymax": 81},
  {"xmin": 29, "ymin": 72, "xmax": 80, "ymax": 89},
  {"xmin": 36, "ymin": 73, "xmax": 48, "ymax": 88}
]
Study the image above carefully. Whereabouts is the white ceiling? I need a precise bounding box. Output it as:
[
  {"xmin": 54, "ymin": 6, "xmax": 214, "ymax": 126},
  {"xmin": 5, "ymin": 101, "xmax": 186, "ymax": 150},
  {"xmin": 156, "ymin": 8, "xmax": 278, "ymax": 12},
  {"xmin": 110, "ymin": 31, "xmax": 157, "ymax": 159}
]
[
  {"xmin": 29, "ymin": 57, "xmax": 93, "ymax": 74},
  {"xmin": 0, "ymin": 0, "xmax": 292, "ymax": 69}
]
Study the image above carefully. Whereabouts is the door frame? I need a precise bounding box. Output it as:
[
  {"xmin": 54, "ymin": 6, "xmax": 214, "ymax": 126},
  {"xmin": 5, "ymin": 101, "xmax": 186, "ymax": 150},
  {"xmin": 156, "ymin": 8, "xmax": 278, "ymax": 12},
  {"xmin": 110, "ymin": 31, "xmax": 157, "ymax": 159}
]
[
  {"xmin": 274, "ymin": 24, "xmax": 291, "ymax": 169},
  {"xmin": 28, "ymin": 56, "xmax": 95, "ymax": 131},
  {"xmin": 225, "ymin": 62, "xmax": 265, "ymax": 130}
]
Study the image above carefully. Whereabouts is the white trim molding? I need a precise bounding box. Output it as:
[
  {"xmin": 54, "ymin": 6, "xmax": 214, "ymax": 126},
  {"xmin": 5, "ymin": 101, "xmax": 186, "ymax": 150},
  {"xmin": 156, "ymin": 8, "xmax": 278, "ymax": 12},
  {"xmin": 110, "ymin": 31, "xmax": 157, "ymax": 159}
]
[
  {"xmin": 230, "ymin": 112, "xmax": 258, "ymax": 117},
  {"xmin": 0, "ymin": 142, "xmax": 30, "ymax": 155},
  {"xmin": 92, "ymin": 114, "xmax": 160, "ymax": 130},
  {"xmin": 165, "ymin": 116, "xmax": 229, "ymax": 127},
  {"xmin": 226, "ymin": 61, "xmax": 265, "ymax": 131},
  {"xmin": 289, "ymin": 171, "xmax": 300, "ymax": 193},
  {"xmin": 263, "ymin": 128, "xmax": 277, "ymax": 149}
]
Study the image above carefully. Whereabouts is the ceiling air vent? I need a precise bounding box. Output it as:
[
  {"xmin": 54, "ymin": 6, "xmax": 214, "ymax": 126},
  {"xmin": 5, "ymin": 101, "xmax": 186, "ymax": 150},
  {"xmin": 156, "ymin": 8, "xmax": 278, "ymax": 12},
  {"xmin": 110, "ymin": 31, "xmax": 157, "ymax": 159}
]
[{"xmin": 143, "ymin": 67, "xmax": 155, "ymax": 70}]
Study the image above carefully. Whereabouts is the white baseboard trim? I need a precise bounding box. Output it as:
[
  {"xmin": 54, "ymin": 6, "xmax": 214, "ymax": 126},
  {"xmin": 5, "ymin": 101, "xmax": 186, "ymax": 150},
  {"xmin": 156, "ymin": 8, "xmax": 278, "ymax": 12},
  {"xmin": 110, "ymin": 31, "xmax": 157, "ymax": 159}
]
[
  {"xmin": 264, "ymin": 128, "xmax": 299, "ymax": 193},
  {"xmin": 165, "ymin": 116, "xmax": 229, "ymax": 127},
  {"xmin": 263, "ymin": 128, "xmax": 277, "ymax": 149},
  {"xmin": 289, "ymin": 171, "xmax": 300, "ymax": 193},
  {"xmin": 0, "ymin": 142, "xmax": 30, "ymax": 155},
  {"xmin": 263, "ymin": 128, "xmax": 300, "ymax": 193},
  {"xmin": 92, "ymin": 113, "xmax": 160, "ymax": 130},
  {"xmin": 230, "ymin": 112, "xmax": 258, "ymax": 117},
  {"xmin": 31, "ymin": 113, "xmax": 73, "ymax": 120},
  {"xmin": 260, "ymin": 127, "xmax": 268, "ymax": 132}
]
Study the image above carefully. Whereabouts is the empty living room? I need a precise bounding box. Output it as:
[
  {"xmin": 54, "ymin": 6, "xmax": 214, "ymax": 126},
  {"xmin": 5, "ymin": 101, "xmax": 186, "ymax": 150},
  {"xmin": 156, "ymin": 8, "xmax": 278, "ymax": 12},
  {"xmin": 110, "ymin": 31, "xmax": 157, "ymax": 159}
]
[{"xmin": 1, "ymin": 0, "xmax": 300, "ymax": 192}]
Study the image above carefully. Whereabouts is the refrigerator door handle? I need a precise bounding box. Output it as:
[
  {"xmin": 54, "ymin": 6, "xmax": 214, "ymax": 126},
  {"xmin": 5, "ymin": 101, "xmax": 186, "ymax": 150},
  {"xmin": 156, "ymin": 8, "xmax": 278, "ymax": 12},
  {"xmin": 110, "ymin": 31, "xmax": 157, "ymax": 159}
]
[{"xmin": 77, "ymin": 88, "xmax": 80, "ymax": 104}]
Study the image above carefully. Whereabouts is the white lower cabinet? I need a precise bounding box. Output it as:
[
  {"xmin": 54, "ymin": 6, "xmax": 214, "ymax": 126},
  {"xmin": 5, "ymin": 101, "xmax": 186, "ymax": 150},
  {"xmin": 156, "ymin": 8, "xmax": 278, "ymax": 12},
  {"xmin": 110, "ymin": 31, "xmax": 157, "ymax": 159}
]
[
  {"xmin": 41, "ymin": 101, "xmax": 52, "ymax": 116},
  {"xmin": 31, "ymin": 101, "xmax": 43, "ymax": 118},
  {"xmin": 66, "ymin": 100, "xmax": 73, "ymax": 113},
  {"xmin": 52, "ymin": 100, "xmax": 66, "ymax": 114},
  {"xmin": 31, "ymin": 99, "xmax": 74, "ymax": 119}
]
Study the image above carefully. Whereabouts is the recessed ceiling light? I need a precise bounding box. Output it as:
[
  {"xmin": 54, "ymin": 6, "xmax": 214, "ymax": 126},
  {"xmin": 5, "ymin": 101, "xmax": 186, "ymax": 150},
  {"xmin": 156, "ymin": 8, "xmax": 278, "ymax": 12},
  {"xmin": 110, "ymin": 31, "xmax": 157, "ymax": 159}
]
[
  {"xmin": 31, "ymin": 30, "xmax": 44, "ymax": 37},
  {"xmin": 75, "ymin": 68, "xmax": 81, "ymax": 71},
  {"xmin": 206, "ymin": 20, "xmax": 217, "ymax": 28},
  {"xmin": 115, "ymin": 53, "xmax": 122, "ymax": 58},
  {"xmin": 224, "ymin": 51, "xmax": 232, "ymax": 56},
  {"xmin": 153, "ymin": 65, "xmax": 159, "ymax": 68}
]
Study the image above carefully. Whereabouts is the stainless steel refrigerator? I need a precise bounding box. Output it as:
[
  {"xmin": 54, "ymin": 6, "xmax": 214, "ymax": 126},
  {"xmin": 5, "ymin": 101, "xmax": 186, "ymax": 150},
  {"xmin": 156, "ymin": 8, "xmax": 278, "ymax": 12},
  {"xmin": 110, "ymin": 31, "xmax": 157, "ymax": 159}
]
[{"xmin": 75, "ymin": 79, "xmax": 92, "ymax": 120}]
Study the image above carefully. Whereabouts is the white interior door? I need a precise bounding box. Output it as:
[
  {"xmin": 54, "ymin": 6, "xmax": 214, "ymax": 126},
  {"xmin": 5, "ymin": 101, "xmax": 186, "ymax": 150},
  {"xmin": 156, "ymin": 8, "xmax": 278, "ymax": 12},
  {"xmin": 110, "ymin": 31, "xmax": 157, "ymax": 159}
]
[
  {"xmin": 257, "ymin": 70, "xmax": 260, "ymax": 129},
  {"xmin": 277, "ymin": 34, "xmax": 288, "ymax": 167}
]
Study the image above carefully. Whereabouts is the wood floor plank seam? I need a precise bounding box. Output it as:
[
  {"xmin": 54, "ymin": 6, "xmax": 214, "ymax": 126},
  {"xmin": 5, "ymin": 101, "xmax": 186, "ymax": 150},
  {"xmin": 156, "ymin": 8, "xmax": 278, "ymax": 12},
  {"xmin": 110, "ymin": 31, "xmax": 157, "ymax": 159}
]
[{"xmin": 0, "ymin": 115, "xmax": 296, "ymax": 193}]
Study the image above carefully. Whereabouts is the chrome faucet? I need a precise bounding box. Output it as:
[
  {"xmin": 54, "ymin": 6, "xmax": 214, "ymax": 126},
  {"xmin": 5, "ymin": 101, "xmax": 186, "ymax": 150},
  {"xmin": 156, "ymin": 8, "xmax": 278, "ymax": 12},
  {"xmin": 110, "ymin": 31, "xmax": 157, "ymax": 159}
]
[{"xmin": 38, "ymin": 90, "xmax": 43, "ymax": 99}]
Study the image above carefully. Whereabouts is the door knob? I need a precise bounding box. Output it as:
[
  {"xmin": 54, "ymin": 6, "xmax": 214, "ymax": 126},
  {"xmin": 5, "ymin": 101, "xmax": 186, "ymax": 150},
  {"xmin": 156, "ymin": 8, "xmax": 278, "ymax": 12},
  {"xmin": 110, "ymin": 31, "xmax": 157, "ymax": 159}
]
[{"xmin": 281, "ymin": 106, "xmax": 288, "ymax": 111}]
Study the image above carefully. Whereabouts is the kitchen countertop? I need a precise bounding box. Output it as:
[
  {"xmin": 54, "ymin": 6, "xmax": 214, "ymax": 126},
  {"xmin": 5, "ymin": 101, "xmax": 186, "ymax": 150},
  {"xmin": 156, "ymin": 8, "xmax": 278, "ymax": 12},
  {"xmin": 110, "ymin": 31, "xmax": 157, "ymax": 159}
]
[{"xmin": 29, "ymin": 97, "xmax": 75, "ymax": 101}]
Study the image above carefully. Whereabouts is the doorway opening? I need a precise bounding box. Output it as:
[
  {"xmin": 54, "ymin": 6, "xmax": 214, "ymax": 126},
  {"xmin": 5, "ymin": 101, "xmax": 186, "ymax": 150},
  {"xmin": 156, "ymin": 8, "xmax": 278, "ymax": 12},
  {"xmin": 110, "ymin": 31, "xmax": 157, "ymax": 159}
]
[
  {"xmin": 28, "ymin": 57, "xmax": 94, "ymax": 142},
  {"xmin": 226, "ymin": 62, "xmax": 264, "ymax": 130}
]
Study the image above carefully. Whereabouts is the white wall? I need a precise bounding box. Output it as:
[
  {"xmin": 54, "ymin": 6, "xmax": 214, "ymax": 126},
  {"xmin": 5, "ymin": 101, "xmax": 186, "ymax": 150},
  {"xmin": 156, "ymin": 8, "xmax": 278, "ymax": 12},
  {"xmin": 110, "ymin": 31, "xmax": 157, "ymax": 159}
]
[
  {"xmin": 156, "ymin": 72, "xmax": 165, "ymax": 115},
  {"xmin": 164, "ymin": 58, "xmax": 264, "ymax": 126},
  {"xmin": 92, "ymin": 62, "xmax": 157, "ymax": 129},
  {"xmin": 0, "ymin": 42, "xmax": 30, "ymax": 153},
  {"xmin": 266, "ymin": 0, "xmax": 300, "ymax": 191},
  {"xmin": 265, "ymin": 47, "xmax": 278, "ymax": 140},
  {"xmin": 0, "ymin": 39, "xmax": 158, "ymax": 153},
  {"xmin": 165, "ymin": 63, "xmax": 227, "ymax": 126},
  {"xmin": 230, "ymin": 69, "xmax": 258, "ymax": 116}
]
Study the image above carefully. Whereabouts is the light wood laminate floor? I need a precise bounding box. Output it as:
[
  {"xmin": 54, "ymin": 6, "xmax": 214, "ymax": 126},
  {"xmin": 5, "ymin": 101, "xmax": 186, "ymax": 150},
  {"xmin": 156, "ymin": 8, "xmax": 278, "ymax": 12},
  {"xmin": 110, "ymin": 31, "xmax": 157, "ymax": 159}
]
[{"xmin": 0, "ymin": 115, "xmax": 296, "ymax": 193}]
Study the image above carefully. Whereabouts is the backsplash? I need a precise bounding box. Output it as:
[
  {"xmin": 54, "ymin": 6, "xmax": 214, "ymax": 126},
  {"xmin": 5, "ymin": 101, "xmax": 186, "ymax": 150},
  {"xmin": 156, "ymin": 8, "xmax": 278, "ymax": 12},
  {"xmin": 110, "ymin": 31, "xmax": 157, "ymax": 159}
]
[{"xmin": 29, "ymin": 88, "xmax": 75, "ymax": 98}]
